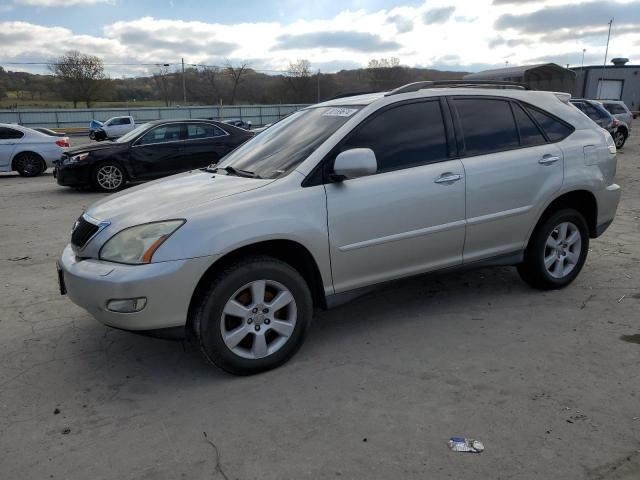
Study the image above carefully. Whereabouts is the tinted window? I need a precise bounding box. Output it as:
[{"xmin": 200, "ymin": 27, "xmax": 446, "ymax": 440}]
[
  {"xmin": 339, "ymin": 101, "xmax": 448, "ymax": 172},
  {"xmin": 218, "ymin": 106, "xmax": 361, "ymax": 179},
  {"xmin": 511, "ymin": 103, "xmax": 546, "ymax": 147},
  {"xmin": 186, "ymin": 123, "xmax": 225, "ymax": 139},
  {"xmin": 524, "ymin": 106, "xmax": 573, "ymax": 142},
  {"xmin": 605, "ymin": 103, "xmax": 627, "ymax": 115},
  {"xmin": 0, "ymin": 127, "xmax": 24, "ymax": 140},
  {"xmin": 454, "ymin": 98, "xmax": 518, "ymax": 156},
  {"xmin": 583, "ymin": 104, "xmax": 605, "ymax": 120},
  {"xmin": 119, "ymin": 117, "xmax": 132, "ymax": 125},
  {"xmin": 138, "ymin": 124, "xmax": 183, "ymax": 145}
]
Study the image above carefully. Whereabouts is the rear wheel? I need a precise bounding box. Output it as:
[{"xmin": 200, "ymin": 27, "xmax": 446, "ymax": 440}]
[
  {"xmin": 193, "ymin": 255, "xmax": 312, "ymax": 375},
  {"xmin": 92, "ymin": 162, "xmax": 125, "ymax": 192},
  {"xmin": 517, "ymin": 209, "xmax": 589, "ymax": 290},
  {"xmin": 614, "ymin": 130, "xmax": 627, "ymax": 149},
  {"xmin": 14, "ymin": 152, "xmax": 45, "ymax": 177}
]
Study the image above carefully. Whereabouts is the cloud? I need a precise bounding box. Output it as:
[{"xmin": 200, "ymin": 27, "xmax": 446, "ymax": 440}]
[
  {"xmin": 495, "ymin": 1, "xmax": 640, "ymax": 33},
  {"xmin": 386, "ymin": 14, "xmax": 414, "ymax": 34},
  {"xmin": 14, "ymin": 0, "xmax": 113, "ymax": 6},
  {"xmin": 488, "ymin": 35, "xmax": 531, "ymax": 48},
  {"xmin": 423, "ymin": 6, "xmax": 456, "ymax": 25},
  {"xmin": 273, "ymin": 31, "xmax": 401, "ymax": 52}
]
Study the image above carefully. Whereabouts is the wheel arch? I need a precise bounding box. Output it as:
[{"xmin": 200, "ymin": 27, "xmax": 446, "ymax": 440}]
[
  {"xmin": 186, "ymin": 239, "xmax": 327, "ymax": 333},
  {"xmin": 528, "ymin": 190, "xmax": 598, "ymax": 246}
]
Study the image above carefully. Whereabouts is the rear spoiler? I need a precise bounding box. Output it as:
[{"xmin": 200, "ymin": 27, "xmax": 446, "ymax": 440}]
[{"xmin": 553, "ymin": 92, "xmax": 571, "ymax": 104}]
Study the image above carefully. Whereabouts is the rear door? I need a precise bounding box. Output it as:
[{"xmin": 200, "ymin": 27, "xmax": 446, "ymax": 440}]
[
  {"xmin": 450, "ymin": 97, "xmax": 566, "ymax": 262},
  {"xmin": 0, "ymin": 127, "xmax": 24, "ymax": 170},
  {"xmin": 182, "ymin": 123, "xmax": 231, "ymax": 169},
  {"xmin": 324, "ymin": 99, "xmax": 466, "ymax": 292},
  {"xmin": 129, "ymin": 123, "xmax": 185, "ymax": 179}
]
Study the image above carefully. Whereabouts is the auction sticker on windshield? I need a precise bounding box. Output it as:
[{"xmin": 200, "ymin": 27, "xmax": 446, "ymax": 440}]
[{"xmin": 323, "ymin": 107, "xmax": 359, "ymax": 117}]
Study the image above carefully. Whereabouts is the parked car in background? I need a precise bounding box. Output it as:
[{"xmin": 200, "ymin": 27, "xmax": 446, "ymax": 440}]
[
  {"xmin": 54, "ymin": 119, "xmax": 252, "ymax": 191},
  {"xmin": 33, "ymin": 127, "xmax": 65, "ymax": 137},
  {"xmin": 0, "ymin": 123, "xmax": 69, "ymax": 176},
  {"xmin": 89, "ymin": 116, "xmax": 136, "ymax": 141},
  {"xmin": 57, "ymin": 82, "xmax": 620, "ymax": 375},
  {"xmin": 570, "ymin": 99, "xmax": 628, "ymax": 148},
  {"xmin": 601, "ymin": 100, "xmax": 635, "ymax": 131},
  {"xmin": 223, "ymin": 119, "xmax": 252, "ymax": 130}
]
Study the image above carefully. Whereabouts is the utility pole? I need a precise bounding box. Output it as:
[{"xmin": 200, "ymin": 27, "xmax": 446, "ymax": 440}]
[
  {"xmin": 182, "ymin": 57, "xmax": 187, "ymax": 104},
  {"xmin": 597, "ymin": 19, "xmax": 613, "ymax": 99},
  {"xmin": 581, "ymin": 48, "xmax": 586, "ymax": 69},
  {"xmin": 317, "ymin": 69, "xmax": 321, "ymax": 102}
]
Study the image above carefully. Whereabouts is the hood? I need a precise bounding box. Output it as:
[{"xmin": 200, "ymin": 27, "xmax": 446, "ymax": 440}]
[
  {"xmin": 87, "ymin": 170, "xmax": 272, "ymax": 227},
  {"xmin": 66, "ymin": 141, "xmax": 129, "ymax": 156}
]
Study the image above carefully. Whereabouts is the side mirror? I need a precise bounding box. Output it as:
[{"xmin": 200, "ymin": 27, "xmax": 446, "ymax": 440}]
[{"xmin": 333, "ymin": 148, "xmax": 377, "ymax": 181}]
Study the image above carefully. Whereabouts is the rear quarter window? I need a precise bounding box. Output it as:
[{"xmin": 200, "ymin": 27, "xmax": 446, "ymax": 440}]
[{"xmin": 523, "ymin": 105, "xmax": 574, "ymax": 142}]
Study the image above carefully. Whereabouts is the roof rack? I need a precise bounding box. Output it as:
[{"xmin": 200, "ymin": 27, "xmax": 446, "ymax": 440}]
[
  {"xmin": 327, "ymin": 90, "xmax": 379, "ymax": 100},
  {"xmin": 385, "ymin": 80, "xmax": 531, "ymax": 96}
]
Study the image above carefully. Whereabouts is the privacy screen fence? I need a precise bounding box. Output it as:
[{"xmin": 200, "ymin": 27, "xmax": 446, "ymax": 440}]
[{"xmin": 0, "ymin": 104, "xmax": 311, "ymax": 130}]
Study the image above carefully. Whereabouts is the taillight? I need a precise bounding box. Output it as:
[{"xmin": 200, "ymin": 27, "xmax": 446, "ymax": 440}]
[
  {"xmin": 612, "ymin": 118, "xmax": 620, "ymax": 127},
  {"xmin": 56, "ymin": 137, "xmax": 69, "ymax": 148}
]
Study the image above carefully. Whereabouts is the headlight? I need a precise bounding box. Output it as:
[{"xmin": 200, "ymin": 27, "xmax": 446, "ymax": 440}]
[
  {"xmin": 99, "ymin": 220, "xmax": 185, "ymax": 264},
  {"xmin": 66, "ymin": 152, "xmax": 90, "ymax": 164}
]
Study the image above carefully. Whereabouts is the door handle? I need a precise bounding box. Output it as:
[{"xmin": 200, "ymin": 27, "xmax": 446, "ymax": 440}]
[
  {"xmin": 434, "ymin": 173, "xmax": 463, "ymax": 184},
  {"xmin": 539, "ymin": 154, "xmax": 560, "ymax": 165}
]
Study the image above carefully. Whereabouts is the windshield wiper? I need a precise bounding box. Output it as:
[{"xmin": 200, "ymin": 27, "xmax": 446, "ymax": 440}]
[{"xmin": 215, "ymin": 166, "xmax": 261, "ymax": 178}]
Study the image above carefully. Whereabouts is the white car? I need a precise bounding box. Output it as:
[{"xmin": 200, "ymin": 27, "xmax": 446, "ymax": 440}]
[
  {"xmin": 90, "ymin": 116, "xmax": 136, "ymax": 141},
  {"xmin": 0, "ymin": 124, "xmax": 69, "ymax": 177}
]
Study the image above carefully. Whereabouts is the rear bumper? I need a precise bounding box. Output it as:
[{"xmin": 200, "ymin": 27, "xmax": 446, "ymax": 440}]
[
  {"xmin": 594, "ymin": 183, "xmax": 621, "ymax": 237},
  {"xmin": 58, "ymin": 244, "xmax": 216, "ymax": 330}
]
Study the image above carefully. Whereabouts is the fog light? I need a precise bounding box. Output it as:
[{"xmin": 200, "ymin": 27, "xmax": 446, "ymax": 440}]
[{"xmin": 106, "ymin": 297, "xmax": 147, "ymax": 313}]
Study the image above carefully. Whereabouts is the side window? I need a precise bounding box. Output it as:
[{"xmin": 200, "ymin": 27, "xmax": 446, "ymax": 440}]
[
  {"xmin": 186, "ymin": 123, "xmax": 224, "ymax": 140},
  {"xmin": 583, "ymin": 104, "xmax": 605, "ymax": 120},
  {"xmin": 0, "ymin": 127, "xmax": 24, "ymax": 140},
  {"xmin": 339, "ymin": 100, "xmax": 448, "ymax": 173},
  {"xmin": 453, "ymin": 98, "xmax": 519, "ymax": 156},
  {"xmin": 607, "ymin": 104, "xmax": 626, "ymax": 115},
  {"xmin": 138, "ymin": 124, "xmax": 183, "ymax": 145},
  {"xmin": 511, "ymin": 103, "xmax": 546, "ymax": 147},
  {"xmin": 524, "ymin": 105, "xmax": 574, "ymax": 142}
]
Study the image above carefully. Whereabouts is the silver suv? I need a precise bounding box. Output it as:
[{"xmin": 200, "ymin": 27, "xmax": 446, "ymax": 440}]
[{"xmin": 57, "ymin": 81, "xmax": 621, "ymax": 375}]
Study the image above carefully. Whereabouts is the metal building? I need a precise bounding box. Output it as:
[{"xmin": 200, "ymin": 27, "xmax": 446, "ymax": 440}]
[
  {"xmin": 572, "ymin": 58, "xmax": 640, "ymax": 111},
  {"xmin": 463, "ymin": 63, "xmax": 576, "ymax": 92}
]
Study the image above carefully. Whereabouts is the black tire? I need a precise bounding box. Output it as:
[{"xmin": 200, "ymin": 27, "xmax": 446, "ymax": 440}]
[
  {"xmin": 91, "ymin": 162, "xmax": 126, "ymax": 192},
  {"xmin": 517, "ymin": 208, "xmax": 589, "ymax": 290},
  {"xmin": 193, "ymin": 255, "xmax": 313, "ymax": 375},
  {"xmin": 614, "ymin": 130, "xmax": 627, "ymax": 149},
  {"xmin": 89, "ymin": 131, "xmax": 96, "ymax": 140},
  {"xmin": 14, "ymin": 152, "xmax": 46, "ymax": 177},
  {"xmin": 94, "ymin": 131, "xmax": 107, "ymax": 142}
]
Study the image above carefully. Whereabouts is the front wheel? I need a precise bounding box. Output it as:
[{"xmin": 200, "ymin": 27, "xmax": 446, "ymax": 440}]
[
  {"xmin": 517, "ymin": 209, "xmax": 589, "ymax": 290},
  {"xmin": 613, "ymin": 130, "xmax": 627, "ymax": 149},
  {"xmin": 193, "ymin": 256, "xmax": 312, "ymax": 375},
  {"xmin": 92, "ymin": 162, "xmax": 125, "ymax": 192}
]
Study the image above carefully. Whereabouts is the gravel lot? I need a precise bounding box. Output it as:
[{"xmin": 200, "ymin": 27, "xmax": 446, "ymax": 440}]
[{"xmin": 1, "ymin": 135, "xmax": 639, "ymax": 479}]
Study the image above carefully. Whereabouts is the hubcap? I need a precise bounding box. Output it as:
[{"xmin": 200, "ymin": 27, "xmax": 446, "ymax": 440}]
[
  {"xmin": 97, "ymin": 165, "xmax": 123, "ymax": 190},
  {"xmin": 220, "ymin": 279, "xmax": 297, "ymax": 359},
  {"xmin": 544, "ymin": 222, "xmax": 582, "ymax": 279},
  {"xmin": 615, "ymin": 132, "xmax": 625, "ymax": 147}
]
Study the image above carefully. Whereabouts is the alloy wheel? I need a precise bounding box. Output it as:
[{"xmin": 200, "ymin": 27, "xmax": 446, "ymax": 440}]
[
  {"xmin": 614, "ymin": 131, "xmax": 625, "ymax": 148},
  {"xmin": 17, "ymin": 154, "xmax": 42, "ymax": 176},
  {"xmin": 544, "ymin": 221, "xmax": 582, "ymax": 279},
  {"xmin": 220, "ymin": 279, "xmax": 297, "ymax": 359},
  {"xmin": 96, "ymin": 165, "xmax": 123, "ymax": 190}
]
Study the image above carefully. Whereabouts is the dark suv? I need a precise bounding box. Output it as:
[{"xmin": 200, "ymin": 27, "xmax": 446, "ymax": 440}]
[{"xmin": 570, "ymin": 99, "xmax": 627, "ymax": 148}]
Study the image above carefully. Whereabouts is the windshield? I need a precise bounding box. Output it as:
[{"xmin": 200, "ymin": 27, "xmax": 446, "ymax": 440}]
[
  {"xmin": 217, "ymin": 106, "xmax": 362, "ymax": 179},
  {"xmin": 116, "ymin": 123, "xmax": 153, "ymax": 143}
]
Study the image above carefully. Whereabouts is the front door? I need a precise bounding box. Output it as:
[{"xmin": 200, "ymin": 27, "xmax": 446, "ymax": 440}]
[
  {"xmin": 130, "ymin": 123, "xmax": 185, "ymax": 179},
  {"xmin": 450, "ymin": 97, "xmax": 566, "ymax": 262},
  {"xmin": 324, "ymin": 99, "xmax": 466, "ymax": 293}
]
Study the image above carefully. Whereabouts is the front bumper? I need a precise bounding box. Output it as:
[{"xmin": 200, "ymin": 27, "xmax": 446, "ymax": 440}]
[
  {"xmin": 58, "ymin": 244, "xmax": 216, "ymax": 331},
  {"xmin": 54, "ymin": 163, "xmax": 93, "ymax": 187}
]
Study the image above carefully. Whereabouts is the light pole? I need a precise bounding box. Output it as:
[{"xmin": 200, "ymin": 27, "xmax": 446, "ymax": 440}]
[
  {"xmin": 182, "ymin": 57, "xmax": 187, "ymax": 105},
  {"xmin": 597, "ymin": 19, "xmax": 613, "ymax": 99},
  {"xmin": 581, "ymin": 48, "xmax": 586, "ymax": 70}
]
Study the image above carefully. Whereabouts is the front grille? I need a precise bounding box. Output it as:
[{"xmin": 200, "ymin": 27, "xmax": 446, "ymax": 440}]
[{"xmin": 71, "ymin": 216, "xmax": 99, "ymax": 248}]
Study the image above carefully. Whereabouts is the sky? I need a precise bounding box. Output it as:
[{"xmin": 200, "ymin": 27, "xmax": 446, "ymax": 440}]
[{"xmin": 1, "ymin": 0, "xmax": 639, "ymax": 77}]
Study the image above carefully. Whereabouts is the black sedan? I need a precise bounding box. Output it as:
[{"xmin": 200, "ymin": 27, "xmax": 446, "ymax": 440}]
[{"xmin": 54, "ymin": 119, "xmax": 253, "ymax": 192}]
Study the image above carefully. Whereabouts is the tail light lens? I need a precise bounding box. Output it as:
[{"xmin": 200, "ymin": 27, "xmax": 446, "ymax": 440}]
[
  {"xmin": 612, "ymin": 118, "xmax": 620, "ymax": 127},
  {"xmin": 56, "ymin": 137, "xmax": 69, "ymax": 148}
]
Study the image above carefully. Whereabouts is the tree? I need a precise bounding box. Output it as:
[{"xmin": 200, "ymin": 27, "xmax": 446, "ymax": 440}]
[
  {"xmin": 49, "ymin": 50, "xmax": 106, "ymax": 108},
  {"xmin": 367, "ymin": 57, "xmax": 402, "ymax": 90},
  {"xmin": 152, "ymin": 65, "xmax": 173, "ymax": 107},
  {"xmin": 225, "ymin": 61, "xmax": 250, "ymax": 104},
  {"xmin": 284, "ymin": 59, "xmax": 314, "ymax": 103}
]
